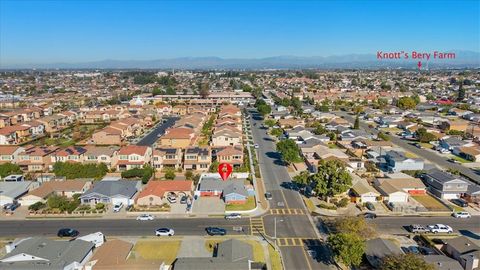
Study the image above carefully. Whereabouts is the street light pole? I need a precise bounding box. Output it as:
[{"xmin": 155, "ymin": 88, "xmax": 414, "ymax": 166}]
[{"xmin": 274, "ymin": 217, "xmax": 277, "ymax": 240}]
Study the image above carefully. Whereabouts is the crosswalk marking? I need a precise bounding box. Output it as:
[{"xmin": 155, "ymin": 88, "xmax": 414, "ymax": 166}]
[
  {"xmin": 276, "ymin": 238, "xmax": 322, "ymax": 247},
  {"xmin": 269, "ymin": 208, "xmax": 306, "ymax": 215},
  {"xmin": 250, "ymin": 217, "xmax": 265, "ymax": 236}
]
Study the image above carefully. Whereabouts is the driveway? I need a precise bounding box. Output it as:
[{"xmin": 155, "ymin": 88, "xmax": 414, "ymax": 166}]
[
  {"xmin": 177, "ymin": 236, "xmax": 211, "ymax": 257},
  {"xmin": 192, "ymin": 197, "xmax": 225, "ymax": 214}
]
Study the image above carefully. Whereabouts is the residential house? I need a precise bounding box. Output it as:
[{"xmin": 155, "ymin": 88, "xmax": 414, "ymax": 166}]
[
  {"xmin": 423, "ymin": 255, "xmax": 463, "ymax": 270},
  {"xmin": 0, "ymin": 181, "xmax": 39, "ymax": 206},
  {"xmin": 20, "ymin": 180, "xmax": 92, "ymax": 206},
  {"xmin": 211, "ymin": 129, "xmax": 242, "ymax": 147},
  {"xmin": 439, "ymin": 119, "xmax": 471, "ymax": 132},
  {"xmin": 80, "ymin": 180, "xmax": 141, "ymax": 206},
  {"xmin": 384, "ymin": 150, "xmax": 424, "ymax": 172},
  {"xmin": 443, "ymin": 236, "xmax": 480, "ymax": 270},
  {"xmin": 83, "ymin": 146, "xmax": 119, "ymax": 169},
  {"xmin": 0, "ymin": 146, "xmax": 24, "ymax": 164},
  {"xmin": 0, "ymin": 126, "xmax": 17, "ymax": 145},
  {"xmin": 374, "ymin": 175, "xmax": 427, "ymax": 203},
  {"xmin": 174, "ymin": 239, "xmax": 257, "ymax": 270},
  {"xmin": 350, "ymin": 179, "xmax": 380, "ymax": 203},
  {"xmin": 365, "ymin": 238, "xmax": 403, "ymax": 268},
  {"xmin": 454, "ymin": 146, "xmax": 480, "ymax": 162},
  {"xmin": 91, "ymin": 127, "xmax": 123, "ymax": 145},
  {"xmin": 152, "ymin": 147, "xmax": 182, "ymax": 170},
  {"xmin": 51, "ymin": 146, "xmax": 87, "ymax": 164},
  {"xmin": 440, "ymin": 137, "xmax": 473, "ymax": 151},
  {"xmin": 116, "ymin": 145, "xmax": 152, "ymax": 171},
  {"xmin": 197, "ymin": 175, "xmax": 249, "ymax": 204},
  {"xmin": 216, "ymin": 146, "xmax": 244, "ymax": 168},
  {"xmin": 158, "ymin": 127, "xmax": 194, "ymax": 148},
  {"xmin": 0, "ymin": 237, "xmax": 95, "ymax": 270},
  {"xmin": 423, "ymin": 169, "xmax": 469, "ymax": 199},
  {"xmin": 136, "ymin": 180, "xmax": 193, "ymax": 206},
  {"xmin": 340, "ymin": 129, "xmax": 372, "ymax": 141},
  {"xmin": 183, "ymin": 147, "xmax": 211, "ymax": 171},
  {"xmin": 463, "ymin": 184, "xmax": 480, "ymax": 204},
  {"xmin": 17, "ymin": 146, "xmax": 58, "ymax": 172}
]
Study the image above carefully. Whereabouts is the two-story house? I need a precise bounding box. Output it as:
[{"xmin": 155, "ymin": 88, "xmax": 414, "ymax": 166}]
[
  {"xmin": 384, "ymin": 150, "xmax": 424, "ymax": 172},
  {"xmin": 83, "ymin": 146, "xmax": 119, "ymax": 169},
  {"xmin": 0, "ymin": 146, "xmax": 24, "ymax": 164},
  {"xmin": 17, "ymin": 146, "xmax": 58, "ymax": 172},
  {"xmin": 159, "ymin": 127, "xmax": 195, "ymax": 148},
  {"xmin": 183, "ymin": 147, "xmax": 211, "ymax": 171},
  {"xmin": 51, "ymin": 146, "xmax": 87, "ymax": 164},
  {"xmin": 423, "ymin": 168, "xmax": 469, "ymax": 199},
  {"xmin": 215, "ymin": 146, "xmax": 244, "ymax": 168},
  {"xmin": 116, "ymin": 145, "xmax": 152, "ymax": 171},
  {"xmin": 152, "ymin": 147, "xmax": 182, "ymax": 170}
]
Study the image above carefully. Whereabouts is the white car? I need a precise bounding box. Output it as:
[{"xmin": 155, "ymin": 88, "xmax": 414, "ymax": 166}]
[
  {"xmin": 428, "ymin": 224, "xmax": 453, "ymax": 234},
  {"xmin": 155, "ymin": 228, "xmax": 175, "ymax": 236},
  {"xmin": 254, "ymin": 144, "xmax": 259, "ymax": 149},
  {"xmin": 112, "ymin": 202, "xmax": 124, "ymax": 212},
  {"xmin": 452, "ymin": 212, "xmax": 471, "ymax": 219},
  {"xmin": 225, "ymin": 213, "xmax": 242, "ymax": 220},
  {"xmin": 136, "ymin": 214, "xmax": 154, "ymax": 221}
]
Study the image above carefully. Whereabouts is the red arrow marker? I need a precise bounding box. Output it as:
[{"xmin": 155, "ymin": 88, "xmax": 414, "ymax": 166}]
[
  {"xmin": 218, "ymin": 163, "xmax": 233, "ymax": 181},
  {"xmin": 417, "ymin": 61, "xmax": 422, "ymax": 70}
]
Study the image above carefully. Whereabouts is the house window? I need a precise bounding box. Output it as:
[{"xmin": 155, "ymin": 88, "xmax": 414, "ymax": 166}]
[
  {"xmin": 233, "ymin": 155, "xmax": 241, "ymax": 160},
  {"xmin": 200, "ymin": 164, "xmax": 208, "ymax": 168},
  {"xmin": 119, "ymin": 155, "xmax": 128, "ymax": 160},
  {"xmin": 186, "ymin": 155, "xmax": 196, "ymax": 160},
  {"xmin": 100, "ymin": 157, "xmax": 107, "ymax": 161},
  {"xmin": 33, "ymin": 156, "xmax": 40, "ymax": 161},
  {"xmin": 130, "ymin": 155, "xmax": 140, "ymax": 161}
]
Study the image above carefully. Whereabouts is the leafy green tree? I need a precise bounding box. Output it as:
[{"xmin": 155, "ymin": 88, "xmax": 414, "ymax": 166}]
[
  {"xmin": 270, "ymin": 128, "xmax": 283, "ymax": 137},
  {"xmin": 165, "ymin": 86, "xmax": 176, "ymax": 95},
  {"xmin": 0, "ymin": 163, "xmax": 22, "ymax": 178},
  {"xmin": 310, "ymin": 160, "xmax": 352, "ymax": 199},
  {"xmin": 313, "ymin": 124, "xmax": 327, "ymax": 135},
  {"xmin": 185, "ymin": 170, "xmax": 193, "ymax": 180},
  {"xmin": 397, "ymin": 96, "xmax": 417, "ymax": 110},
  {"xmin": 293, "ymin": 170, "xmax": 310, "ymax": 188},
  {"xmin": 264, "ymin": 119, "xmax": 277, "ymax": 127},
  {"xmin": 53, "ymin": 162, "xmax": 108, "ymax": 180},
  {"xmin": 257, "ymin": 104, "xmax": 271, "ymax": 116},
  {"xmin": 381, "ymin": 253, "xmax": 435, "ymax": 270},
  {"xmin": 335, "ymin": 216, "xmax": 377, "ymax": 239},
  {"xmin": 164, "ymin": 168, "xmax": 176, "ymax": 180},
  {"xmin": 276, "ymin": 139, "xmax": 303, "ymax": 164},
  {"xmin": 415, "ymin": 128, "xmax": 437, "ymax": 143},
  {"xmin": 327, "ymin": 233, "xmax": 365, "ymax": 267},
  {"xmin": 152, "ymin": 87, "xmax": 163, "ymax": 96},
  {"xmin": 457, "ymin": 82, "xmax": 465, "ymax": 101}
]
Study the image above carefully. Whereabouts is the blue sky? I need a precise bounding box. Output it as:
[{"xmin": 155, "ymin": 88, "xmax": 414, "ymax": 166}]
[{"xmin": 1, "ymin": 0, "xmax": 479, "ymax": 65}]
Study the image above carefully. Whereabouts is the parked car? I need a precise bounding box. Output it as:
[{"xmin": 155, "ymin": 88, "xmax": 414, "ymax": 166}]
[
  {"xmin": 136, "ymin": 214, "xmax": 154, "ymax": 221},
  {"xmin": 225, "ymin": 213, "xmax": 242, "ymax": 220},
  {"xmin": 365, "ymin": 202, "xmax": 375, "ymax": 211},
  {"xmin": 167, "ymin": 196, "xmax": 177, "ymax": 204},
  {"xmin": 254, "ymin": 144, "xmax": 259, "ymax": 149},
  {"xmin": 452, "ymin": 211, "xmax": 471, "ymax": 218},
  {"xmin": 406, "ymin": 246, "xmax": 421, "ymax": 255},
  {"xmin": 3, "ymin": 202, "xmax": 20, "ymax": 212},
  {"xmin": 57, "ymin": 228, "xmax": 79, "ymax": 238},
  {"xmin": 180, "ymin": 196, "xmax": 188, "ymax": 204},
  {"xmin": 428, "ymin": 224, "xmax": 453, "ymax": 234},
  {"xmin": 113, "ymin": 202, "xmax": 124, "ymax": 212},
  {"xmin": 419, "ymin": 246, "xmax": 437, "ymax": 255},
  {"xmin": 363, "ymin": 212, "xmax": 377, "ymax": 219},
  {"xmin": 409, "ymin": 224, "xmax": 429, "ymax": 233},
  {"xmin": 451, "ymin": 198, "xmax": 468, "ymax": 207},
  {"xmin": 264, "ymin": 192, "xmax": 273, "ymax": 200},
  {"xmin": 438, "ymin": 148, "xmax": 450, "ymax": 154},
  {"xmin": 206, "ymin": 227, "xmax": 226, "ymax": 236},
  {"xmin": 415, "ymin": 143, "xmax": 423, "ymax": 149},
  {"xmin": 447, "ymin": 158, "xmax": 460, "ymax": 164},
  {"xmin": 155, "ymin": 228, "xmax": 174, "ymax": 236}
]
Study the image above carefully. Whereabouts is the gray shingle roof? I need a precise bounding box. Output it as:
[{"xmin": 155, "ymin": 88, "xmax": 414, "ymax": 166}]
[{"xmin": 80, "ymin": 180, "xmax": 138, "ymax": 198}]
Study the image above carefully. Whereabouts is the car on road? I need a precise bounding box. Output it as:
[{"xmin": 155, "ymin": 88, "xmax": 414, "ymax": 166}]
[
  {"xmin": 363, "ymin": 212, "xmax": 377, "ymax": 219},
  {"xmin": 254, "ymin": 143, "xmax": 259, "ymax": 149},
  {"xmin": 409, "ymin": 224, "xmax": 429, "ymax": 233},
  {"xmin": 438, "ymin": 148, "xmax": 450, "ymax": 154},
  {"xmin": 365, "ymin": 202, "xmax": 375, "ymax": 211},
  {"xmin": 414, "ymin": 143, "xmax": 423, "ymax": 149},
  {"xmin": 452, "ymin": 211, "xmax": 471, "ymax": 218},
  {"xmin": 225, "ymin": 213, "xmax": 242, "ymax": 220},
  {"xmin": 451, "ymin": 198, "xmax": 468, "ymax": 207},
  {"xmin": 113, "ymin": 202, "xmax": 124, "ymax": 212},
  {"xmin": 264, "ymin": 192, "xmax": 273, "ymax": 200},
  {"xmin": 136, "ymin": 214, "xmax": 154, "ymax": 221},
  {"xmin": 447, "ymin": 158, "xmax": 460, "ymax": 164},
  {"xmin": 206, "ymin": 227, "xmax": 227, "ymax": 236},
  {"xmin": 57, "ymin": 228, "xmax": 79, "ymax": 238},
  {"xmin": 428, "ymin": 224, "xmax": 453, "ymax": 234},
  {"xmin": 155, "ymin": 228, "xmax": 174, "ymax": 236}
]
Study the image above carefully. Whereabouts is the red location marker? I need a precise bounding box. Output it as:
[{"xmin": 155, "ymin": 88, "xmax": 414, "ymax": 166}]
[
  {"xmin": 417, "ymin": 61, "xmax": 422, "ymax": 70},
  {"xmin": 218, "ymin": 163, "xmax": 233, "ymax": 181}
]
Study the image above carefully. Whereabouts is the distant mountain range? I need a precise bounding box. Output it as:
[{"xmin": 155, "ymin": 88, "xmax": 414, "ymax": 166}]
[{"xmin": 2, "ymin": 50, "xmax": 479, "ymax": 70}]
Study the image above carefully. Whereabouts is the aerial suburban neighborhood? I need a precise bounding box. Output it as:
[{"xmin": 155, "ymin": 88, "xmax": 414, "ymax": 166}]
[{"xmin": 1, "ymin": 1, "xmax": 479, "ymax": 270}]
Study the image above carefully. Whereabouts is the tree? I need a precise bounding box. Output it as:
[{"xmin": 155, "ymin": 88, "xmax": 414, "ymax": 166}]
[
  {"xmin": 335, "ymin": 216, "xmax": 377, "ymax": 239},
  {"xmin": 53, "ymin": 162, "xmax": 108, "ymax": 180},
  {"xmin": 270, "ymin": 128, "xmax": 283, "ymax": 137},
  {"xmin": 415, "ymin": 128, "xmax": 437, "ymax": 143},
  {"xmin": 381, "ymin": 253, "xmax": 435, "ymax": 270},
  {"xmin": 0, "ymin": 163, "xmax": 22, "ymax": 178},
  {"xmin": 185, "ymin": 170, "xmax": 193, "ymax": 180},
  {"xmin": 264, "ymin": 119, "xmax": 277, "ymax": 127},
  {"xmin": 354, "ymin": 115, "xmax": 360, "ymax": 129},
  {"xmin": 310, "ymin": 160, "xmax": 352, "ymax": 199},
  {"xmin": 199, "ymin": 82, "xmax": 209, "ymax": 98},
  {"xmin": 397, "ymin": 97, "xmax": 417, "ymax": 110},
  {"xmin": 457, "ymin": 81, "xmax": 465, "ymax": 101},
  {"xmin": 313, "ymin": 124, "xmax": 327, "ymax": 135},
  {"xmin": 276, "ymin": 139, "xmax": 302, "ymax": 164},
  {"xmin": 293, "ymin": 170, "xmax": 310, "ymax": 188},
  {"xmin": 327, "ymin": 233, "xmax": 365, "ymax": 267},
  {"xmin": 164, "ymin": 168, "xmax": 176, "ymax": 180},
  {"xmin": 257, "ymin": 104, "xmax": 271, "ymax": 116},
  {"xmin": 377, "ymin": 132, "xmax": 390, "ymax": 141}
]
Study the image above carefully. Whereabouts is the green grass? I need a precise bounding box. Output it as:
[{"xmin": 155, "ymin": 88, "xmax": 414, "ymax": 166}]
[
  {"xmin": 244, "ymin": 240, "xmax": 265, "ymax": 262},
  {"xmin": 268, "ymin": 245, "xmax": 283, "ymax": 270},
  {"xmin": 450, "ymin": 155, "xmax": 472, "ymax": 164},
  {"xmin": 225, "ymin": 196, "xmax": 256, "ymax": 211},
  {"xmin": 405, "ymin": 152, "xmax": 418, "ymax": 158},
  {"xmin": 420, "ymin": 143, "xmax": 434, "ymax": 149},
  {"xmin": 412, "ymin": 195, "xmax": 450, "ymax": 211},
  {"xmin": 327, "ymin": 143, "xmax": 339, "ymax": 149},
  {"xmin": 131, "ymin": 240, "xmax": 181, "ymax": 264},
  {"xmin": 303, "ymin": 197, "xmax": 316, "ymax": 213}
]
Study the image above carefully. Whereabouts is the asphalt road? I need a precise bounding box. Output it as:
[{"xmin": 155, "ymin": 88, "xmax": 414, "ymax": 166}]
[
  {"xmin": 336, "ymin": 111, "xmax": 480, "ymax": 183},
  {"xmin": 0, "ymin": 218, "xmax": 250, "ymax": 238},
  {"xmin": 136, "ymin": 116, "xmax": 178, "ymax": 146},
  {"xmin": 369, "ymin": 216, "xmax": 480, "ymax": 235},
  {"xmin": 249, "ymin": 109, "xmax": 333, "ymax": 270}
]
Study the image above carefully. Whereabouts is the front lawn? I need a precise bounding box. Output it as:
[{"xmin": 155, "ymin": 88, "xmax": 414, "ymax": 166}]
[
  {"xmin": 450, "ymin": 155, "xmax": 472, "ymax": 163},
  {"xmin": 225, "ymin": 196, "xmax": 256, "ymax": 211},
  {"xmin": 130, "ymin": 240, "xmax": 181, "ymax": 264},
  {"xmin": 420, "ymin": 143, "xmax": 434, "ymax": 149},
  {"xmin": 205, "ymin": 239, "xmax": 265, "ymax": 263},
  {"xmin": 412, "ymin": 195, "xmax": 450, "ymax": 212}
]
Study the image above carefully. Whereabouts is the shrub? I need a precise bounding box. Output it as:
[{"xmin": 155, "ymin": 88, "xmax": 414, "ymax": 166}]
[
  {"xmin": 28, "ymin": 202, "xmax": 46, "ymax": 211},
  {"xmin": 336, "ymin": 198, "xmax": 350, "ymax": 208},
  {"xmin": 318, "ymin": 203, "xmax": 337, "ymax": 210},
  {"xmin": 95, "ymin": 203, "xmax": 105, "ymax": 210}
]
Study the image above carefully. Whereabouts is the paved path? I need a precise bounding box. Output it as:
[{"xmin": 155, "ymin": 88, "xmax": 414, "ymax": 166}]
[{"xmin": 136, "ymin": 116, "xmax": 178, "ymax": 146}]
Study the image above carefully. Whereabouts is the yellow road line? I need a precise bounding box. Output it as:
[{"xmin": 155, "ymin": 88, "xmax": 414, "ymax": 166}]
[{"xmin": 301, "ymin": 245, "xmax": 313, "ymax": 270}]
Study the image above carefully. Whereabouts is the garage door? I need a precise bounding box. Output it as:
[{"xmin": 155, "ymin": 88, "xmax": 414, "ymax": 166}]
[
  {"xmin": 362, "ymin": 195, "xmax": 377, "ymax": 203},
  {"xmin": 389, "ymin": 193, "xmax": 408, "ymax": 203}
]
